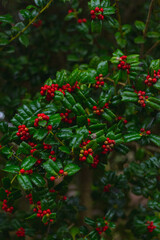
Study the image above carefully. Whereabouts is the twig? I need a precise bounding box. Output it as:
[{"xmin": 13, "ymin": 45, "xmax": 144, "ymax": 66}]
[
  {"xmin": 0, "ymin": 0, "xmax": 53, "ymax": 51},
  {"xmin": 145, "ymin": 40, "xmax": 160, "ymax": 56},
  {"xmin": 115, "ymin": 0, "xmax": 123, "ymax": 38},
  {"xmin": 11, "ymin": 174, "xmax": 18, "ymax": 184},
  {"xmin": 46, "ymin": 223, "xmax": 51, "ymax": 237},
  {"xmin": 104, "ymin": 77, "xmax": 126, "ymax": 86},
  {"xmin": 140, "ymin": 0, "xmax": 155, "ymax": 57},
  {"xmin": 50, "ymin": 131, "xmax": 65, "ymax": 146}
]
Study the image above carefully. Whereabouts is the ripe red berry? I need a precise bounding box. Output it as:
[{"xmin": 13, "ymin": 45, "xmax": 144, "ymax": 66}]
[
  {"xmin": 95, "ymin": 7, "xmax": 100, "ymax": 12},
  {"xmin": 59, "ymin": 169, "xmax": 64, "ymax": 174},
  {"xmin": 20, "ymin": 169, "xmax": 25, "ymax": 174},
  {"xmin": 50, "ymin": 176, "xmax": 55, "ymax": 181}
]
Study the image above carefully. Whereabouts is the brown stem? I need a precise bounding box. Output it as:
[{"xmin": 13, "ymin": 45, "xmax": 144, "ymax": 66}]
[
  {"xmin": 115, "ymin": 0, "xmax": 123, "ymax": 38},
  {"xmin": 79, "ymin": 166, "xmax": 93, "ymax": 224},
  {"xmin": 145, "ymin": 40, "xmax": 160, "ymax": 56},
  {"xmin": 140, "ymin": 0, "xmax": 155, "ymax": 57},
  {"xmin": 104, "ymin": 77, "xmax": 126, "ymax": 86},
  {"xmin": 0, "ymin": 0, "xmax": 54, "ymax": 51}
]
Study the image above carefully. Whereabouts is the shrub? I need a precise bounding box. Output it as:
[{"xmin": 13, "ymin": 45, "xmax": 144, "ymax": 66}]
[{"xmin": 0, "ymin": 0, "xmax": 160, "ymax": 239}]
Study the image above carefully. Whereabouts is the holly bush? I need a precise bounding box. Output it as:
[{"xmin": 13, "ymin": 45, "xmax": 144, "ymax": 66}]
[{"xmin": 0, "ymin": 0, "xmax": 160, "ymax": 239}]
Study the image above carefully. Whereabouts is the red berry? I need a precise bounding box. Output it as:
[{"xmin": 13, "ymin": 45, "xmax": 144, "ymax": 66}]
[
  {"xmin": 20, "ymin": 169, "xmax": 25, "ymax": 174},
  {"xmin": 59, "ymin": 169, "xmax": 64, "ymax": 174},
  {"xmin": 50, "ymin": 176, "xmax": 55, "ymax": 181}
]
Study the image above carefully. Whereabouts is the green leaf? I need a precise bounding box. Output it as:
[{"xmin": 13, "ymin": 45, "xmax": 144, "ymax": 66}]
[
  {"xmin": 154, "ymin": 80, "xmax": 160, "ymax": 90},
  {"xmin": 0, "ymin": 14, "xmax": 13, "ymax": 23},
  {"xmin": 43, "ymin": 159, "xmax": 59, "ymax": 175},
  {"xmin": 90, "ymin": 0, "xmax": 100, "ymax": 9},
  {"xmin": 4, "ymin": 165, "xmax": 20, "ymax": 173},
  {"xmin": 77, "ymin": 115, "xmax": 87, "ymax": 126},
  {"xmin": 134, "ymin": 36, "xmax": 145, "ymax": 44},
  {"xmin": 124, "ymin": 133, "xmax": 141, "ymax": 142},
  {"xmin": 64, "ymin": 163, "xmax": 80, "ymax": 176},
  {"xmin": 84, "ymin": 217, "xmax": 96, "ymax": 227},
  {"xmin": 31, "ymin": 173, "xmax": 46, "ymax": 187},
  {"xmin": 70, "ymin": 134, "xmax": 83, "ymax": 149},
  {"xmin": 65, "ymin": 92, "xmax": 76, "ymax": 106},
  {"xmin": 103, "ymin": 6, "xmax": 115, "ymax": 15},
  {"xmin": 86, "ymin": 154, "xmax": 94, "ymax": 163},
  {"xmin": 97, "ymin": 60, "xmax": 108, "ymax": 76},
  {"xmin": 33, "ymin": 128, "xmax": 48, "ymax": 140},
  {"xmin": 50, "ymin": 213, "xmax": 56, "ymax": 219},
  {"xmin": 149, "ymin": 134, "xmax": 160, "ymax": 147},
  {"xmin": 57, "ymin": 129, "xmax": 73, "ymax": 138},
  {"xmin": 91, "ymin": 20, "xmax": 102, "ymax": 33},
  {"xmin": 147, "ymin": 97, "xmax": 160, "ymax": 110},
  {"xmin": 59, "ymin": 146, "xmax": 71, "ymax": 154},
  {"xmin": 150, "ymin": 59, "xmax": 160, "ymax": 72},
  {"xmin": 134, "ymin": 20, "xmax": 145, "ymax": 31},
  {"xmin": 42, "ymin": 215, "xmax": 48, "ymax": 223},
  {"xmin": 49, "ymin": 113, "xmax": 61, "ymax": 126},
  {"xmin": 21, "ymin": 156, "xmax": 37, "ymax": 170},
  {"xmin": 73, "ymin": 103, "xmax": 85, "ymax": 115},
  {"xmin": 17, "ymin": 174, "xmax": 32, "ymax": 190},
  {"xmin": 147, "ymin": 32, "xmax": 160, "ymax": 38},
  {"xmin": 1, "ymin": 147, "xmax": 13, "ymax": 158},
  {"xmin": 17, "ymin": 142, "xmax": 32, "ymax": 155},
  {"xmin": 19, "ymin": 34, "xmax": 29, "ymax": 47}
]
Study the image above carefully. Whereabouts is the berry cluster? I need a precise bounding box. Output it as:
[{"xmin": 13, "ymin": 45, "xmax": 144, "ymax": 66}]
[
  {"xmin": 2, "ymin": 199, "xmax": 14, "ymax": 213},
  {"xmin": 49, "ymin": 150, "xmax": 56, "ymax": 161},
  {"xmin": 5, "ymin": 189, "xmax": 11, "ymax": 197},
  {"xmin": 61, "ymin": 81, "xmax": 80, "ymax": 92},
  {"xmin": 34, "ymin": 113, "xmax": 50, "ymax": 127},
  {"xmin": 146, "ymin": 221, "xmax": 156, "ymax": 232},
  {"xmin": 34, "ymin": 201, "xmax": 54, "ymax": 224},
  {"xmin": 91, "ymin": 155, "xmax": 99, "ymax": 168},
  {"xmin": 40, "ymin": 84, "xmax": 65, "ymax": 101},
  {"xmin": 104, "ymin": 184, "xmax": 112, "ymax": 192},
  {"xmin": 90, "ymin": 7, "xmax": 104, "ymax": 20},
  {"xmin": 50, "ymin": 169, "xmax": 65, "ymax": 180},
  {"xmin": 43, "ymin": 143, "xmax": 52, "ymax": 150},
  {"xmin": 77, "ymin": 18, "xmax": 87, "ymax": 24},
  {"xmin": 137, "ymin": 90, "xmax": 148, "ymax": 108},
  {"xmin": 30, "ymin": 148, "xmax": 37, "ymax": 156},
  {"xmin": 16, "ymin": 125, "xmax": 31, "ymax": 141},
  {"xmin": 33, "ymin": 19, "xmax": 42, "ymax": 28},
  {"xmin": 26, "ymin": 193, "xmax": 33, "ymax": 204},
  {"xmin": 102, "ymin": 138, "xmax": 115, "ymax": 154},
  {"xmin": 16, "ymin": 227, "xmax": 25, "ymax": 237},
  {"xmin": 144, "ymin": 69, "xmax": 160, "ymax": 87},
  {"xmin": 93, "ymin": 103, "xmax": 109, "ymax": 115},
  {"xmin": 20, "ymin": 169, "xmax": 33, "ymax": 175},
  {"xmin": 79, "ymin": 140, "xmax": 93, "ymax": 161},
  {"xmin": 60, "ymin": 109, "xmax": 75, "ymax": 124},
  {"xmin": 28, "ymin": 142, "xmax": 37, "ymax": 148},
  {"xmin": 93, "ymin": 74, "xmax": 105, "ymax": 88},
  {"xmin": 96, "ymin": 219, "xmax": 109, "ymax": 235},
  {"xmin": 117, "ymin": 116, "xmax": 128, "ymax": 124},
  {"xmin": 140, "ymin": 128, "xmax": 151, "ymax": 136},
  {"xmin": 117, "ymin": 55, "xmax": 130, "ymax": 74},
  {"xmin": 40, "ymin": 82, "xmax": 80, "ymax": 101}
]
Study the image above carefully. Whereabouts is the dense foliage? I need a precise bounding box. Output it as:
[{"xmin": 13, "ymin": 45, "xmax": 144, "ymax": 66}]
[{"xmin": 0, "ymin": 0, "xmax": 160, "ymax": 239}]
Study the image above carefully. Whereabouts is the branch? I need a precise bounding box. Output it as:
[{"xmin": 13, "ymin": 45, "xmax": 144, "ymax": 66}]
[
  {"xmin": 145, "ymin": 40, "xmax": 160, "ymax": 56},
  {"xmin": 143, "ymin": 0, "xmax": 155, "ymax": 38},
  {"xmin": 140, "ymin": 0, "xmax": 155, "ymax": 57},
  {"xmin": 104, "ymin": 77, "xmax": 126, "ymax": 86},
  {"xmin": 115, "ymin": 0, "xmax": 123, "ymax": 38},
  {"xmin": 0, "ymin": 0, "xmax": 53, "ymax": 51}
]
